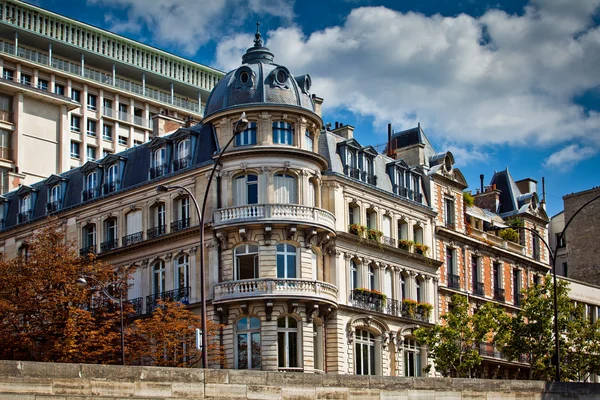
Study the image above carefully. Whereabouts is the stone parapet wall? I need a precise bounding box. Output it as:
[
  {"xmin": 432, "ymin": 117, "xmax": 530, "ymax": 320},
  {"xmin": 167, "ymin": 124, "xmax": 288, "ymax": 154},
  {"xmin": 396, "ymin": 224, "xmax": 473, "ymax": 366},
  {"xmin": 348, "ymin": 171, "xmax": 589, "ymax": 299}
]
[{"xmin": 0, "ymin": 360, "xmax": 599, "ymax": 399}]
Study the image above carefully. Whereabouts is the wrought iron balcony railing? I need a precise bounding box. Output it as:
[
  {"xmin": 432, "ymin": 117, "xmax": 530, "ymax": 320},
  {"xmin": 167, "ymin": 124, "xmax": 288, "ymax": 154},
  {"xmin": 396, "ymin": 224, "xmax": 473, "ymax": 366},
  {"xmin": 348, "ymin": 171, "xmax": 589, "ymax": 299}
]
[
  {"xmin": 17, "ymin": 210, "xmax": 32, "ymax": 223},
  {"xmin": 82, "ymin": 188, "xmax": 97, "ymax": 201},
  {"xmin": 146, "ymin": 286, "xmax": 190, "ymax": 314},
  {"xmin": 100, "ymin": 239, "xmax": 118, "ymax": 252},
  {"xmin": 473, "ymin": 281, "xmax": 485, "ymax": 296},
  {"xmin": 79, "ymin": 245, "xmax": 97, "ymax": 256},
  {"xmin": 147, "ymin": 225, "xmax": 166, "ymax": 239},
  {"xmin": 171, "ymin": 218, "xmax": 191, "ymax": 232},
  {"xmin": 103, "ymin": 181, "xmax": 120, "ymax": 194},
  {"xmin": 350, "ymin": 295, "xmax": 430, "ymax": 322},
  {"xmin": 173, "ymin": 157, "xmax": 191, "ymax": 172},
  {"xmin": 122, "ymin": 231, "xmax": 143, "ymax": 246},
  {"xmin": 149, "ymin": 164, "xmax": 167, "ymax": 179},
  {"xmin": 126, "ymin": 297, "xmax": 143, "ymax": 318},
  {"xmin": 46, "ymin": 201, "xmax": 61, "ymax": 213},
  {"xmin": 447, "ymin": 273, "xmax": 461, "ymax": 289},
  {"xmin": 494, "ymin": 288, "xmax": 506, "ymax": 302}
]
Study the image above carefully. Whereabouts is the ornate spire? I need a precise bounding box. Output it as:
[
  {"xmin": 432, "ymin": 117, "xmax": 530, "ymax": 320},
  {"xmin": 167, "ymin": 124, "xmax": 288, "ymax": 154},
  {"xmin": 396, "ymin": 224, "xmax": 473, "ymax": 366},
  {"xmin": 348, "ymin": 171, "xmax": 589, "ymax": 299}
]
[{"xmin": 254, "ymin": 22, "xmax": 263, "ymax": 47}]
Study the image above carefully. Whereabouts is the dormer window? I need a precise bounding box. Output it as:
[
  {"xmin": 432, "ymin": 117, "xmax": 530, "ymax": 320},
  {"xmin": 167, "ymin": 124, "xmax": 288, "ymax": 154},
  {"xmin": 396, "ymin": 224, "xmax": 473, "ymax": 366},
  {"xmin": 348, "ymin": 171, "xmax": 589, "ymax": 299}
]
[
  {"xmin": 177, "ymin": 139, "xmax": 190, "ymax": 162},
  {"xmin": 18, "ymin": 194, "xmax": 32, "ymax": 223},
  {"xmin": 273, "ymin": 121, "xmax": 293, "ymax": 145},
  {"xmin": 235, "ymin": 122, "xmax": 257, "ymax": 146},
  {"xmin": 84, "ymin": 171, "xmax": 98, "ymax": 201},
  {"xmin": 104, "ymin": 164, "xmax": 119, "ymax": 194},
  {"xmin": 346, "ymin": 149, "xmax": 359, "ymax": 179},
  {"xmin": 151, "ymin": 147, "xmax": 167, "ymax": 178},
  {"xmin": 47, "ymin": 184, "xmax": 61, "ymax": 212},
  {"xmin": 362, "ymin": 157, "xmax": 376, "ymax": 185}
]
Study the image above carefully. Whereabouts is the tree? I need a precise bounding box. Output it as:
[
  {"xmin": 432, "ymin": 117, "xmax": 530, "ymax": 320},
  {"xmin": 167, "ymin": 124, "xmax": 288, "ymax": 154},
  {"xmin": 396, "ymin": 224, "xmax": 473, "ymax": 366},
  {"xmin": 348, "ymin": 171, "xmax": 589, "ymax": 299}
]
[
  {"xmin": 0, "ymin": 225, "xmax": 128, "ymax": 364},
  {"xmin": 496, "ymin": 275, "xmax": 573, "ymax": 380},
  {"xmin": 563, "ymin": 304, "xmax": 600, "ymax": 381},
  {"xmin": 416, "ymin": 294, "xmax": 503, "ymax": 377},
  {"xmin": 128, "ymin": 300, "xmax": 224, "ymax": 368}
]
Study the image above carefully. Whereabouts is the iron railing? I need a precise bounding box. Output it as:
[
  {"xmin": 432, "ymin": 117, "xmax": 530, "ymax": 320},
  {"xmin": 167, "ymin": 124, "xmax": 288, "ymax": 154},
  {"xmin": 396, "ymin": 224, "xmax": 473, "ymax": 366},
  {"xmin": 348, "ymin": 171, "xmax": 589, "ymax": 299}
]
[
  {"xmin": 126, "ymin": 297, "xmax": 143, "ymax": 318},
  {"xmin": 100, "ymin": 239, "xmax": 118, "ymax": 252},
  {"xmin": 494, "ymin": 288, "xmax": 506, "ymax": 302},
  {"xmin": 103, "ymin": 181, "xmax": 119, "ymax": 195},
  {"xmin": 473, "ymin": 281, "xmax": 485, "ymax": 296},
  {"xmin": 146, "ymin": 287, "xmax": 190, "ymax": 314},
  {"xmin": 0, "ymin": 110, "xmax": 13, "ymax": 123},
  {"xmin": 149, "ymin": 165, "xmax": 167, "ymax": 179},
  {"xmin": 0, "ymin": 146, "xmax": 12, "ymax": 160},
  {"xmin": 173, "ymin": 157, "xmax": 191, "ymax": 171},
  {"xmin": 82, "ymin": 188, "xmax": 97, "ymax": 201},
  {"xmin": 351, "ymin": 291, "xmax": 430, "ymax": 322},
  {"xmin": 17, "ymin": 211, "xmax": 32, "ymax": 223},
  {"xmin": 344, "ymin": 165, "xmax": 361, "ymax": 179},
  {"xmin": 79, "ymin": 245, "xmax": 96, "ymax": 256},
  {"xmin": 46, "ymin": 201, "xmax": 61, "ymax": 213},
  {"xmin": 147, "ymin": 225, "xmax": 166, "ymax": 239},
  {"xmin": 447, "ymin": 273, "xmax": 461, "ymax": 289},
  {"xmin": 122, "ymin": 231, "xmax": 143, "ymax": 246},
  {"xmin": 171, "ymin": 218, "xmax": 191, "ymax": 232}
]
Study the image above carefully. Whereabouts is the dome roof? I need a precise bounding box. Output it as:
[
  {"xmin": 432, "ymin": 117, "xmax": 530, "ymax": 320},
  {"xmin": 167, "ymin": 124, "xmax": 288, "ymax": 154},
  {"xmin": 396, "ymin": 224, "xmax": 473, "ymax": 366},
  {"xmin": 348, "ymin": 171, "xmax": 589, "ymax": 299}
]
[{"xmin": 204, "ymin": 26, "xmax": 315, "ymax": 118}]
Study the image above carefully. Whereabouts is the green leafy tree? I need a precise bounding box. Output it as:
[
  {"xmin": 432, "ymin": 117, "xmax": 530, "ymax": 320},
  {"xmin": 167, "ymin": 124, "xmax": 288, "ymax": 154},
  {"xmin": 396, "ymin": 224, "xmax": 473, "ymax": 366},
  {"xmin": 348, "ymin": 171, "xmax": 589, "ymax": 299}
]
[
  {"xmin": 561, "ymin": 304, "xmax": 600, "ymax": 381},
  {"xmin": 416, "ymin": 294, "xmax": 503, "ymax": 377}
]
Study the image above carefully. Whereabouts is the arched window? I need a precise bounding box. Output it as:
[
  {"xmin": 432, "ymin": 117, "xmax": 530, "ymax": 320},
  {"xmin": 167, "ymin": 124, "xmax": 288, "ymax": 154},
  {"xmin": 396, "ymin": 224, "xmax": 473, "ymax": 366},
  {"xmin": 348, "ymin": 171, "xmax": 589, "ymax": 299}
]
[
  {"xmin": 233, "ymin": 174, "xmax": 258, "ymax": 206},
  {"xmin": 306, "ymin": 179, "xmax": 316, "ymax": 208},
  {"xmin": 272, "ymin": 121, "xmax": 293, "ymax": 145},
  {"xmin": 350, "ymin": 259, "xmax": 359, "ymax": 290},
  {"xmin": 85, "ymin": 172, "xmax": 97, "ymax": 199},
  {"xmin": 107, "ymin": 164, "xmax": 118, "ymax": 185},
  {"xmin": 236, "ymin": 317, "xmax": 261, "ymax": 369},
  {"xmin": 81, "ymin": 224, "xmax": 96, "ymax": 254},
  {"xmin": 177, "ymin": 139, "xmax": 190, "ymax": 160},
  {"xmin": 355, "ymin": 329, "xmax": 375, "ymax": 375},
  {"xmin": 49, "ymin": 184, "xmax": 61, "ymax": 206},
  {"xmin": 277, "ymin": 316, "xmax": 299, "ymax": 368},
  {"xmin": 20, "ymin": 194, "xmax": 31, "ymax": 215},
  {"xmin": 172, "ymin": 196, "xmax": 190, "ymax": 232},
  {"xmin": 149, "ymin": 202, "xmax": 166, "ymax": 238},
  {"xmin": 276, "ymin": 243, "xmax": 296, "ymax": 278},
  {"xmin": 235, "ymin": 244, "xmax": 259, "ymax": 280},
  {"xmin": 305, "ymin": 130, "xmax": 313, "ymax": 151},
  {"xmin": 154, "ymin": 147, "xmax": 166, "ymax": 168},
  {"xmin": 102, "ymin": 217, "xmax": 118, "ymax": 251},
  {"xmin": 274, "ymin": 174, "xmax": 297, "ymax": 204},
  {"xmin": 152, "ymin": 260, "xmax": 166, "ymax": 294},
  {"xmin": 174, "ymin": 254, "xmax": 189, "ymax": 290},
  {"xmin": 235, "ymin": 122, "xmax": 257, "ymax": 146},
  {"xmin": 368, "ymin": 265, "xmax": 376, "ymax": 291},
  {"xmin": 403, "ymin": 337, "xmax": 421, "ymax": 377}
]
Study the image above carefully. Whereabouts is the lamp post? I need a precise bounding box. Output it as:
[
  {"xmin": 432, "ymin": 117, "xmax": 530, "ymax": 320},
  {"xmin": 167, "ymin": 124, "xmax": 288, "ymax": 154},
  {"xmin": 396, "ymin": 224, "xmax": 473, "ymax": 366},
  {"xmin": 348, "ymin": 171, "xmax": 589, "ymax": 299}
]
[
  {"xmin": 492, "ymin": 191, "xmax": 600, "ymax": 381},
  {"xmin": 76, "ymin": 275, "xmax": 125, "ymax": 365},
  {"xmin": 156, "ymin": 112, "xmax": 248, "ymax": 369}
]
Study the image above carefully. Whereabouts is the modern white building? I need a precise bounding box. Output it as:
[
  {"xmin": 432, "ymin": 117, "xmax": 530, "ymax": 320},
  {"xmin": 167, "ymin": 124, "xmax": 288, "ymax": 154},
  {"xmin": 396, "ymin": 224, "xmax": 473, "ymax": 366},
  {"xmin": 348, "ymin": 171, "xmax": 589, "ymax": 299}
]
[{"xmin": 0, "ymin": 0, "xmax": 224, "ymax": 193}]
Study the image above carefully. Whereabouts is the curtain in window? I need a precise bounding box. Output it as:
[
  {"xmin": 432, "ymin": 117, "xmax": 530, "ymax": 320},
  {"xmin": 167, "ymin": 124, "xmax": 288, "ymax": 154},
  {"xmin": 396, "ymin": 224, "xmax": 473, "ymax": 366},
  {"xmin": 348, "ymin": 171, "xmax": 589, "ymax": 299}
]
[
  {"xmin": 126, "ymin": 210, "xmax": 142, "ymax": 235},
  {"xmin": 274, "ymin": 174, "xmax": 297, "ymax": 204}
]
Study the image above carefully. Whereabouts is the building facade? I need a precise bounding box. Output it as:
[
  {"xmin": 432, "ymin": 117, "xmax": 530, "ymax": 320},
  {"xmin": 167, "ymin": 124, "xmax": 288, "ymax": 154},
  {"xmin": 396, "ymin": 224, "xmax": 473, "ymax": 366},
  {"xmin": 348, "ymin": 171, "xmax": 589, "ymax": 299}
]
[{"xmin": 0, "ymin": 0, "xmax": 224, "ymax": 193}]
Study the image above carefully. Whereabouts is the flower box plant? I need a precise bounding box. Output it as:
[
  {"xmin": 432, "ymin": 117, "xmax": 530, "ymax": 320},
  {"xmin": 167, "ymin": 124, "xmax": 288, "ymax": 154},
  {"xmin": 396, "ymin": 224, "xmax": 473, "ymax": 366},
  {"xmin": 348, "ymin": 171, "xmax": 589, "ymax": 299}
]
[
  {"xmin": 398, "ymin": 239, "xmax": 414, "ymax": 251},
  {"xmin": 414, "ymin": 242, "xmax": 429, "ymax": 256},
  {"xmin": 367, "ymin": 228, "xmax": 383, "ymax": 242},
  {"xmin": 402, "ymin": 298, "xmax": 418, "ymax": 317},
  {"xmin": 348, "ymin": 224, "xmax": 367, "ymax": 237},
  {"xmin": 417, "ymin": 302, "xmax": 433, "ymax": 319}
]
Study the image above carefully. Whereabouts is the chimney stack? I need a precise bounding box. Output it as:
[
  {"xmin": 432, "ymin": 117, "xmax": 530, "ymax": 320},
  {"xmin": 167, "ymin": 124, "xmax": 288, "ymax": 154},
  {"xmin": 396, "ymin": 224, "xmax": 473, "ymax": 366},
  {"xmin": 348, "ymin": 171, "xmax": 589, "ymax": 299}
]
[
  {"xmin": 480, "ymin": 174, "xmax": 484, "ymax": 193},
  {"xmin": 387, "ymin": 124, "xmax": 392, "ymax": 157}
]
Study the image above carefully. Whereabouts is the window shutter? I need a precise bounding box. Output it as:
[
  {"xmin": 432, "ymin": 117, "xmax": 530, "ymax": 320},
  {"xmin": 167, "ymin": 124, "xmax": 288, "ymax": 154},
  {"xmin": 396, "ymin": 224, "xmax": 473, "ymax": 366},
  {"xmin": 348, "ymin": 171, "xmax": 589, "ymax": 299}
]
[{"xmin": 126, "ymin": 210, "xmax": 142, "ymax": 234}]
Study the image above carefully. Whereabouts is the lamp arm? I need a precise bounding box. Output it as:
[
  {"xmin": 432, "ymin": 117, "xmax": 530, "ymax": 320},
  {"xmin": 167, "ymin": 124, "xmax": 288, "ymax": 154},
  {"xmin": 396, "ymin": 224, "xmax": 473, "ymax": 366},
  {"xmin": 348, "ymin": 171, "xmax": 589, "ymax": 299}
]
[{"xmin": 79, "ymin": 274, "xmax": 122, "ymax": 304}]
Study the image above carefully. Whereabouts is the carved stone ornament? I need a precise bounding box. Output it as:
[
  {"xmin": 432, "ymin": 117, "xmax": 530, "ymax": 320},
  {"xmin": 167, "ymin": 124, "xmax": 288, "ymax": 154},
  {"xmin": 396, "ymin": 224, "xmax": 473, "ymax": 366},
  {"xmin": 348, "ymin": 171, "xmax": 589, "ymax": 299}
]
[
  {"xmin": 165, "ymin": 252, "xmax": 173, "ymax": 261},
  {"xmin": 261, "ymin": 166, "xmax": 271, "ymax": 174},
  {"xmin": 240, "ymin": 163, "xmax": 248, "ymax": 172},
  {"xmin": 141, "ymin": 259, "xmax": 149, "ymax": 268},
  {"xmin": 284, "ymin": 161, "xmax": 291, "ymax": 171}
]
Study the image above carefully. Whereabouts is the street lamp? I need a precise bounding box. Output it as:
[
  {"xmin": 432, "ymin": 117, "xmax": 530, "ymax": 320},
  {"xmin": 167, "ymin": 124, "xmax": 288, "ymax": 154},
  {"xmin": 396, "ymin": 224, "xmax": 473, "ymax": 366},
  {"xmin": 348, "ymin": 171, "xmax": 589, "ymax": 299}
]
[
  {"xmin": 76, "ymin": 275, "xmax": 125, "ymax": 365},
  {"xmin": 156, "ymin": 112, "xmax": 248, "ymax": 369},
  {"xmin": 492, "ymin": 190, "xmax": 600, "ymax": 381}
]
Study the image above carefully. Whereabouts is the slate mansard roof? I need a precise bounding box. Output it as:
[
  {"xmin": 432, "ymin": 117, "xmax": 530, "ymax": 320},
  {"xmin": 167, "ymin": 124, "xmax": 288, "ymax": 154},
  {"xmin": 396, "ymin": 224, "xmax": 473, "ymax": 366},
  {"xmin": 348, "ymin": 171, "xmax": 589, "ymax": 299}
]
[
  {"xmin": 488, "ymin": 168, "xmax": 548, "ymax": 221},
  {"xmin": 0, "ymin": 123, "xmax": 218, "ymax": 231}
]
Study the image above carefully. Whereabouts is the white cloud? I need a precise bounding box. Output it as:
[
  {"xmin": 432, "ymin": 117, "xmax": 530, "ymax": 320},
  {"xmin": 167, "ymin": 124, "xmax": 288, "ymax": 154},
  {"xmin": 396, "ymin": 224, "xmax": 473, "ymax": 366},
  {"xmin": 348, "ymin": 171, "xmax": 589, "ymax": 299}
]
[
  {"xmin": 543, "ymin": 144, "xmax": 596, "ymax": 169},
  {"xmin": 215, "ymin": 1, "xmax": 600, "ymax": 150},
  {"xmin": 86, "ymin": 0, "xmax": 295, "ymax": 56}
]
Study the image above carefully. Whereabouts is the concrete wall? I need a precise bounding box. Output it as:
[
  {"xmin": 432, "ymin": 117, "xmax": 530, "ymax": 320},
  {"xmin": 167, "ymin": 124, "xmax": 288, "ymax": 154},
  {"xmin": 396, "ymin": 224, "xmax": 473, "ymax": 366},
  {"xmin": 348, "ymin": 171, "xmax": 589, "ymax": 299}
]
[{"xmin": 0, "ymin": 361, "xmax": 599, "ymax": 400}]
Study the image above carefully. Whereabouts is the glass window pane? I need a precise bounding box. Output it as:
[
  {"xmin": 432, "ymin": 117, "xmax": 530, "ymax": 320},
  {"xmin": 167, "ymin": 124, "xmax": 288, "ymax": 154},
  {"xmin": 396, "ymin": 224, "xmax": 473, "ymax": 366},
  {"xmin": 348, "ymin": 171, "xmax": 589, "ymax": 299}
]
[
  {"xmin": 251, "ymin": 332, "xmax": 261, "ymax": 369},
  {"xmin": 289, "ymin": 331, "xmax": 297, "ymax": 367},
  {"xmin": 237, "ymin": 333, "xmax": 248, "ymax": 369},
  {"xmin": 249, "ymin": 317, "xmax": 260, "ymax": 329},
  {"xmin": 237, "ymin": 318, "xmax": 247, "ymax": 331},
  {"xmin": 277, "ymin": 254, "xmax": 285, "ymax": 278},
  {"xmin": 288, "ymin": 317, "xmax": 297, "ymax": 328},
  {"xmin": 278, "ymin": 332, "xmax": 285, "ymax": 367}
]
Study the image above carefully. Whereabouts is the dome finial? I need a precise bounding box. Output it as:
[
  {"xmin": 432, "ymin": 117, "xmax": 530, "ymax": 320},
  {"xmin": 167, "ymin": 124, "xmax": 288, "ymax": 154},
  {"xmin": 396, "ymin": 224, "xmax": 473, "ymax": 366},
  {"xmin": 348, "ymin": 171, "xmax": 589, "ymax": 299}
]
[{"xmin": 254, "ymin": 22, "xmax": 263, "ymax": 47}]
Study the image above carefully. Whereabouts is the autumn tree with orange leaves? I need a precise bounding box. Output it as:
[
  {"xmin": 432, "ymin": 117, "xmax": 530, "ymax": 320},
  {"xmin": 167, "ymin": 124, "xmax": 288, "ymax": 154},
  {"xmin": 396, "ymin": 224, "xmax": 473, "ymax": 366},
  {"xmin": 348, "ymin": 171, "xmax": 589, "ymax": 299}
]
[{"xmin": 0, "ymin": 225, "xmax": 129, "ymax": 364}]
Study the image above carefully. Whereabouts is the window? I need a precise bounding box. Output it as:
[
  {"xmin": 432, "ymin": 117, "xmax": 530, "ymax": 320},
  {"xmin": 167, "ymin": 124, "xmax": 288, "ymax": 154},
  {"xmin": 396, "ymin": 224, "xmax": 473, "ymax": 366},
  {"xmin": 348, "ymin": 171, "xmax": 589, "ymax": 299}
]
[
  {"xmin": 153, "ymin": 261, "xmax": 166, "ymax": 294},
  {"xmin": 350, "ymin": 260, "xmax": 359, "ymax": 290},
  {"xmin": 532, "ymin": 232, "xmax": 540, "ymax": 261},
  {"xmin": 307, "ymin": 179, "xmax": 316, "ymax": 208},
  {"xmin": 118, "ymin": 103, "xmax": 128, "ymax": 120},
  {"xmin": 274, "ymin": 174, "xmax": 297, "ymax": 203},
  {"xmin": 82, "ymin": 224, "xmax": 96, "ymax": 253},
  {"xmin": 2, "ymin": 69, "xmax": 13, "ymax": 81},
  {"xmin": 20, "ymin": 74, "xmax": 31, "ymax": 85},
  {"xmin": 103, "ymin": 124, "xmax": 113, "ymax": 141},
  {"xmin": 149, "ymin": 203, "xmax": 166, "ymax": 238},
  {"xmin": 153, "ymin": 147, "xmax": 166, "ymax": 177},
  {"xmin": 401, "ymin": 274, "xmax": 406, "ymax": 300},
  {"xmin": 177, "ymin": 139, "xmax": 190, "ymax": 161},
  {"xmin": 348, "ymin": 203, "xmax": 359, "ymax": 226},
  {"xmin": 235, "ymin": 122, "xmax": 257, "ymax": 146},
  {"xmin": 398, "ymin": 220, "xmax": 409, "ymax": 241},
  {"xmin": 472, "ymin": 255, "xmax": 483, "ymax": 295},
  {"xmin": 103, "ymin": 99, "xmax": 113, "ymax": 116},
  {"xmin": 70, "ymin": 141, "xmax": 80, "ymax": 159},
  {"xmin": 403, "ymin": 338, "xmax": 421, "ymax": 377},
  {"xmin": 444, "ymin": 198, "xmax": 455, "ymax": 228},
  {"xmin": 276, "ymin": 244, "xmax": 296, "ymax": 278},
  {"xmin": 311, "ymin": 250, "xmax": 318, "ymax": 280},
  {"xmin": 273, "ymin": 121, "xmax": 293, "ymax": 145},
  {"xmin": 513, "ymin": 268, "xmax": 521, "ymax": 306},
  {"xmin": 103, "ymin": 150, "xmax": 112, "ymax": 158},
  {"xmin": 105, "ymin": 164, "xmax": 119, "ymax": 193},
  {"xmin": 37, "ymin": 79, "xmax": 48, "ymax": 91},
  {"xmin": 313, "ymin": 322, "xmax": 324, "ymax": 371},
  {"xmin": 86, "ymin": 146, "xmax": 96, "ymax": 161},
  {"xmin": 54, "ymin": 84, "xmax": 65, "ymax": 96},
  {"xmin": 555, "ymin": 233, "xmax": 566, "ymax": 248},
  {"xmin": 20, "ymin": 194, "xmax": 32, "ymax": 216},
  {"xmin": 134, "ymin": 140, "xmax": 142, "ymax": 146},
  {"xmin": 413, "ymin": 225, "xmax": 423, "ymax": 244},
  {"xmin": 305, "ymin": 130, "xmax": 313, "ymax": 151},
  {"xmin": 278, "ymin": 316, "xmax": 299, "ymax": 368},
  {"xmin": 355, "ymin": 329, "xmax": 376, "ymax": 375},
  {"xmin": 87, "ymin": 94, "xmax": 97, "ymax": 110},
  {"xmin": 235, "ymin": 244, "xmax": 259, "ymax": 280},
  {"xmin": 71, "ymin": 115, "xmax": 81, "ymax": 132},
  {"xmin": 366, "ymin": 209, "xmax": 375, "ymax": 229},
  {"xmin": 533, "ymin": 274, "xmax": 541, "ymax": 286},
  {"xmin": 562, "ymin": 262, "xmax": 568, "ymax": 277},
  {"xmin": 368, "ymin": 265, "xmax": 376, "ymax": 291},
  {"xmin": 236, "ymin": 317, "xmax": 261, "ymax": 369},
  {"xmin": 446, "ymin": 247, "xmax": 459, "ymax": 289},
  {"xmin": 87, "ymin": 120, "xmax": 97, "ymax": 137},
  {"xmin": 416, "ymin": 277, "xmax": 422, "ymax": 302},
  {"xmin": 71, "ymin": 88, "xmax": 80, "ymax": 102},
  {"xmin": 118, "ymin": 136, "xmax": 127, "ymax": 145},
  {"xmin": 48, "ymin": 184, "xmax": 61, "ymax": 211},
  {"xmin": 233, "ymin": 174, "xmax": 258, "ymax": 206},
  {"xmin": 102, "ymin": 217, "xmax": 118, "ymax": 250},
  {"xmin": 175, "ymin": 254, "xmax": 189, "ymax": 290},
  {"xmin": 493, "ymin": 262, "xmax": 504, "ymax": 301}
]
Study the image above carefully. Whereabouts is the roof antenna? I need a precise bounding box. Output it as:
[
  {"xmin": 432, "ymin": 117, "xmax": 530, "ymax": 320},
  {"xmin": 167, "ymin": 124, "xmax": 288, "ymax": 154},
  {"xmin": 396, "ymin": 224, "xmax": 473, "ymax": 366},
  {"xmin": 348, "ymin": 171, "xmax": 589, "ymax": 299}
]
[{"xmin": 254, "ymin": 22, "xmax": 263, "ymax": 47}]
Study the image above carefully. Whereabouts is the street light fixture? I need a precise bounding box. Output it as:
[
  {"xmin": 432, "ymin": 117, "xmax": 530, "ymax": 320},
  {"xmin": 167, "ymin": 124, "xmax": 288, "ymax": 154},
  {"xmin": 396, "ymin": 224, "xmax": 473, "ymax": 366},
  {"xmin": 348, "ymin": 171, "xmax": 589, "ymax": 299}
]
[
  {"xmin": 156, "ymin": 112, "xmax": 248, "ymax": 369},
  {"xmin": 76, "ymin": 275, "xmax": 125, "ymax": 365}
]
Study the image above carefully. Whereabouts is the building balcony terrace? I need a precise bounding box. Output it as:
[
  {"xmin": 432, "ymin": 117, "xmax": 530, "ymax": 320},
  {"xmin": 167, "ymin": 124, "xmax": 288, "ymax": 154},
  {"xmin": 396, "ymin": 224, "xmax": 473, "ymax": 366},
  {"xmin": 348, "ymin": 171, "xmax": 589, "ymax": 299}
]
[
  {"xmin": 213, "ymin": 204, "xmax": 336, "ymax": 232},
  {"xmin": 213, "ymin": 278, "xmax": 338, "ymax": 306},
  {"xmin": 350, "ymin": 290, "xmax": 431, "ymax": 323},
  {"xmin": 146, "ymin": 287, "xmax": 190, "ymax": 315}
]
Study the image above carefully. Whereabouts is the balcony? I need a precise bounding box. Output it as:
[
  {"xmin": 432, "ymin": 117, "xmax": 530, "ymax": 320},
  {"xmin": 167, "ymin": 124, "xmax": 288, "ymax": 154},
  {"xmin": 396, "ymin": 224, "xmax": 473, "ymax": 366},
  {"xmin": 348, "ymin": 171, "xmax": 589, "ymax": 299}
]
[
  {"xmin": 146, "ymin": 287, "xmax": 190, "ymax": 314},
  {"xmin": 126, "ymin": 297, "xmax": 143, "ymax": 318},
  {"xmin": 82, "ymin": 188, "xmax": 98, "ymax": 201},
  {"xmin": 173, "ymin": 157, "xmax": 191, "ymax": 172},
  {"xmin": 0, "ymin": 147, "xmax": 12, "ymax": 160},
  {"xmin": 122, "ymin": 231, "xmax": 143, "ymax": 246},
  {"xmin": 478, "ymin": 343, "xmax": 530, "ymax": 364},
  {"xmin": 147, "ymin": 225, "xmax": 166, "ymax": 240},
  {"xmin": 363, "ymin": 173, "xmax": 377, "ymax": 186},
  {"xmin": 46, "ymin": 201, "xmax": 61, "ymax": 213},
  {"xmin": 344, "ymin": 165, "xmax": 361, "ymax": 180},
  {"xmin": 447, "ymin": 273, "xmax": 461, "ymax": 289},
  {"xmin": 17, "ymin": 210, "xmax": 32, "ymax": 223},
  {"xmin": 213, "ymin": 204, "xmax": 336, "ymax": 232},
  {"xmin": 382, "ymin": 236, "xmax": 396, "ymax": 247},
  {"xmin": 102, "ymin": 181, "xmax": 119, "ymax": 194},
  {"xmin": 149, "ymin": 165, "xmax": 167, "ymax": 179},
  {"xmin": 100, "ymin": 239, "xmax": 118, "ymax": 252},
  {"xmin": 473, "ymin": 281, "xmax": 485, "ymax": 296},
  {"xmin": 349, "ymin": 292, "xmax": 430, "ymax": 322},
  {"xmin": 494, "ymin": 288, "xmax": 506, "ymax": 302},
  {"xmin": 171, "ymin": 218, "xmax": 191, "ymax": 232},
  {"xmin": 0, "ymin": 110, "xmax": 13, "ymax": 123},
  {"xmin": 214, "ymin": 278, "xmax": 338, "ymax": 305},
  {"xmin": 79, "ymin": 245, "xmax": 97, "ymax": 257}
]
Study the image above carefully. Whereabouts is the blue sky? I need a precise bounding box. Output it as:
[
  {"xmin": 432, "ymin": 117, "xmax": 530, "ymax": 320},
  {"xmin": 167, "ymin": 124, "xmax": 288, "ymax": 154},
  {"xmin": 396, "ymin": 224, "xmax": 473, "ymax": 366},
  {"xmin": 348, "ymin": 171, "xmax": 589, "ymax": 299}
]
[{"xmin": 35, "ymin": 0, "xmax": 600, "ymax": 217}]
